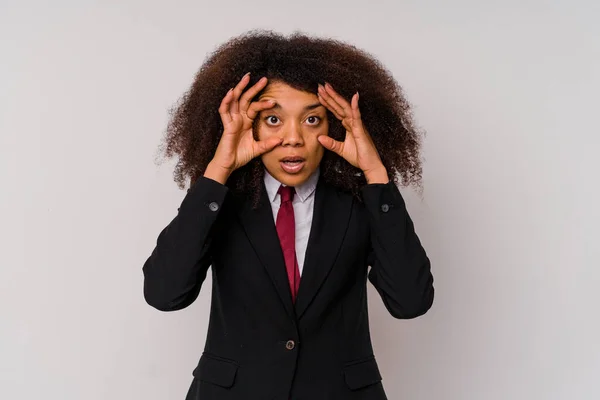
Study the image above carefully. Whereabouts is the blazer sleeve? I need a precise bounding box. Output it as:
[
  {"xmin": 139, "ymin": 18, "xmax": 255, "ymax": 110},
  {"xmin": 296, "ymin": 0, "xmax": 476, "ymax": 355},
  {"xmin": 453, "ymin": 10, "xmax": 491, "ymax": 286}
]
[
  {"xmin": 361, "ymin": 181, "xmax": 434, "ymax": 319},
  {"xmin": 142, "ymin": 176, "xmax": 229, "ymax": 312}
]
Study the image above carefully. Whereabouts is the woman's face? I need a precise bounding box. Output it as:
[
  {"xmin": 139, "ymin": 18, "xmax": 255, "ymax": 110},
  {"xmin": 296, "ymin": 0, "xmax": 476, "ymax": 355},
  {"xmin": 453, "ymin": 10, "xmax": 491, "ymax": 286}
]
[{"xmin": 256, "ymin": 81, "xmax": 329, "ymax": 187}]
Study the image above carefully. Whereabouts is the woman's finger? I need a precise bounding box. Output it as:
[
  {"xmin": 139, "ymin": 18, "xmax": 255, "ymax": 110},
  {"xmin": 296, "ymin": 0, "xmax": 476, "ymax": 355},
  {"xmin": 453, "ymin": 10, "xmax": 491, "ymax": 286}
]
[
  {"xmin": 352, "ymin": 92, "xmax": 362, "ymax": 120},
  {"xmin": 317, "ymin": 135, "xmax": 344, "ymax": 157},
  {"xmin": 230, "ymin": 72, "xmax": 251, "ymax": 115},
  {"xmin": 240, "ymin": 77, "xmax": 269, "ymax": 113},
  {"xmin": 318, "ymin": 92, "xmax": 343, "ymax": 120},
  {"xmin": 218, "ymin": 88, "xmax": 234, "ymax": 125},
  {"xmin": 318, "ymin": 91, "xmax": 345, "ymax": 122},
  {"xmin": 324, "ymin": 82, "xmax": 353, "ymax": 118},
  {"xmin": 318, "ymin": 92, "xmax": 354, "ymax": 131},
  {"xmin": 318, "ymin": 84, "xmax": 345, "ymax": 119},
  {"xmin": 253, "ymin": 136, "xmax": 283, "ymax": 156},
  {"xmin": 350, "ymin": 93, "xmax": 364, "ymax": 135},
  {"xmin": 246, "ymin": 99, "xmax": 276, "ymax": 120}
]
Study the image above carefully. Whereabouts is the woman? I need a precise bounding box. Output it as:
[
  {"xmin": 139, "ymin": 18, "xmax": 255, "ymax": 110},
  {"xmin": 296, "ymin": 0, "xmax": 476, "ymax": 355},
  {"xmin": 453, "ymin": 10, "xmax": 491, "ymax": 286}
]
[{"xmin": 143, "ymin": 29, "xmax": 434, "ymax": 400}]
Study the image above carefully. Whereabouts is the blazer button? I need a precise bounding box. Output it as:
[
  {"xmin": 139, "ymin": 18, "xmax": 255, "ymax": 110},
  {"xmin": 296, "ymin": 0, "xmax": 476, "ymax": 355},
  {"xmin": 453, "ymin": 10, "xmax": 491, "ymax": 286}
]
[
  {"xmin": 208, "ymin": 202, "xmax": 219, "ymax": 212},
  {"xmin": 285, "ymin": 340, "xmax": 295, "ymax": 350},
  {"xmin": 381, "ymin": 204, "xmax": 390, "ymax": 212}
]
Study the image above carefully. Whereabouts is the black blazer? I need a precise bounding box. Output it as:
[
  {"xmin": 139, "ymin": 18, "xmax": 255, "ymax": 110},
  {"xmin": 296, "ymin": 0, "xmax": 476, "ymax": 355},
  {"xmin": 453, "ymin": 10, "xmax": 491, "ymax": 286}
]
[{"xmin": 143, "ymin": 175, "xmax": 434, "ymax": 400}]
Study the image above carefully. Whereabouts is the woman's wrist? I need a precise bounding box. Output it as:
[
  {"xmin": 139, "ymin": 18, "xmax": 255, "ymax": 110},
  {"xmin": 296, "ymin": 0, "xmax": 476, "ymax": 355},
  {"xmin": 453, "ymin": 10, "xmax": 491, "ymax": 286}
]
[
  {"xmin": 204, "ymin": 161, "xmax": 232, "ymax": 185},
  {"xmin": 364, "ymin": 165, "xmax": 389, "ymax": 184}
]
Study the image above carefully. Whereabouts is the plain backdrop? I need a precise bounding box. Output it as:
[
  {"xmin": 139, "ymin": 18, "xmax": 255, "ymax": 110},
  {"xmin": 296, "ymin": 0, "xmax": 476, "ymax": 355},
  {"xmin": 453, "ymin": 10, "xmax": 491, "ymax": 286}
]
[{"xmin": 1, "ymin": 0, "xmax": 599, "ymax": 399}]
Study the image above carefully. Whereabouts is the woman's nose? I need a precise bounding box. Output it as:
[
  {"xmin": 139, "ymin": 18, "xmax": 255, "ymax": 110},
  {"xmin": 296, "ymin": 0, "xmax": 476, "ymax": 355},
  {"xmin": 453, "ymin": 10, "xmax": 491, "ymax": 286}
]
[{"xmin": 281, "ymin": 123, "xmax": 304, "ymax": 146}]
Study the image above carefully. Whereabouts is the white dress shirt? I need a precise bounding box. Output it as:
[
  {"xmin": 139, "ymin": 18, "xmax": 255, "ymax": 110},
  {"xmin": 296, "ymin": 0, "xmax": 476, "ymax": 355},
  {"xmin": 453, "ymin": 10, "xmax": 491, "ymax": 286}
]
[{"xmin": 263, "ymin": 168, "xmax": 319, "ymax": 276}]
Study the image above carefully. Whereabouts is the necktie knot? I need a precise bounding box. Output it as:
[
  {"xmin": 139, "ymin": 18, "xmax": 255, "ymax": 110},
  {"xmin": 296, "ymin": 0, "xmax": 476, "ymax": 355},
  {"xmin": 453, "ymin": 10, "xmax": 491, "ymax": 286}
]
[{"xmin": 278, "ymin": 185, "xmax": 295, "ymax": 203}]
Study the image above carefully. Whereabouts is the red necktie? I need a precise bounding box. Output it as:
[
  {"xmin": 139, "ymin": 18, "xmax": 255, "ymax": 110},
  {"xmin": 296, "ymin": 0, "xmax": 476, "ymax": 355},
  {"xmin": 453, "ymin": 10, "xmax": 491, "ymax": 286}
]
[{"xmin": 275, "ymin": 185, "xmax": 301, "ymax": 302}]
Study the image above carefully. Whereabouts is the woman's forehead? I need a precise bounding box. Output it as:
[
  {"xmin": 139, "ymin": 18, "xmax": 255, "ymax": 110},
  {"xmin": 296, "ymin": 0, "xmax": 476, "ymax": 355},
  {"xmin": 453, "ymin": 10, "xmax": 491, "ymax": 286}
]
[{"xmin": 258, "ymin": 82, "xmax": 321, "ymax": 111}]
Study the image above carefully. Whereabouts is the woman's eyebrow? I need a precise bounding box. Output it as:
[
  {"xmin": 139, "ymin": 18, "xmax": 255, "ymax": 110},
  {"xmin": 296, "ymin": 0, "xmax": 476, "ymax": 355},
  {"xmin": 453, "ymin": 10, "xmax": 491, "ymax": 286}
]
[{"xmin": 304, "ymin": 102, "xmax": 323, "ymax": 111}]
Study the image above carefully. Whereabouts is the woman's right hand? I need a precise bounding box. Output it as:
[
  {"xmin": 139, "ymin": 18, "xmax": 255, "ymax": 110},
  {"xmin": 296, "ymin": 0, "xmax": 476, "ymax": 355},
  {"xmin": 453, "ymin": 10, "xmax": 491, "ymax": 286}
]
[{"xmin": 204, "ymin": 73, "xmax": 280, "ymax": 184}]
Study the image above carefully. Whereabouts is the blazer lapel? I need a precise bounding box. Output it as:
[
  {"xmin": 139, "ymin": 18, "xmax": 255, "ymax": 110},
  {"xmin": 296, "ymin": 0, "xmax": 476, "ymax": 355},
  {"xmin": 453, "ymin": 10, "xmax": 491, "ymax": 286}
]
[
  {"xmin": 294, "ymin": 180, "xmax": 354, "ymax": 319},
  {"xmin": 236, "ymin": 186, "xmax": 295, "ymax": 318}
]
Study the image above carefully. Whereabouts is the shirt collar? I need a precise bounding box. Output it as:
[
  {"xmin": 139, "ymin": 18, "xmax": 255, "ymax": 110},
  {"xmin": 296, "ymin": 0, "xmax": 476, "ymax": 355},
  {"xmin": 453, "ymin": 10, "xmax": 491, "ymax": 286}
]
[{"xmin": 264, "ymin": 167, "xmax": 320, "ymax": 203}]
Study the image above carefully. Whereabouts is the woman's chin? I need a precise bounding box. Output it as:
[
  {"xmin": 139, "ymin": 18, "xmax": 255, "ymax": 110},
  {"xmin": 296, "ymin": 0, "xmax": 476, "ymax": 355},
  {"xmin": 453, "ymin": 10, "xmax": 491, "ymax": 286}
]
[{"xmin": 268, "ymin": 166, "xmax": 315, "ymax": 187}]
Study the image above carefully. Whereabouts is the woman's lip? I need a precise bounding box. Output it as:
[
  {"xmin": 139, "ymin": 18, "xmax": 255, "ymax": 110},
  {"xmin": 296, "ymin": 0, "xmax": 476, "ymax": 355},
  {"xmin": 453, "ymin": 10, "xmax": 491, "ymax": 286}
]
[
  {"xmin": 281, "ymin": 158, "xmax": 305, "ymax": 162},
  {"xmin": 280, "ymin": 160, "xmax": 305, "ymax": 174}
]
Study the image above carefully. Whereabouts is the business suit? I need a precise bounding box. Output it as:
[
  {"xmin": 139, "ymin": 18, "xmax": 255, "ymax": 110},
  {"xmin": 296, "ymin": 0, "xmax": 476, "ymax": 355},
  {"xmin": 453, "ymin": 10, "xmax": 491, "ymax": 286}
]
[{"xmin": 143, "ymin": 174, "xmax": 434, "ymax": 400}]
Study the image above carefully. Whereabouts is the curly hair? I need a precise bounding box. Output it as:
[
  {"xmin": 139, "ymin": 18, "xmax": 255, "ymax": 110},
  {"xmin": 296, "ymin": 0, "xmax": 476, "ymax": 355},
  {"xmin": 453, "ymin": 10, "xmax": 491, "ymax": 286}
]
[{"xmin": 159, "ymin": 29, "xmax": 424, "ymax": 205}]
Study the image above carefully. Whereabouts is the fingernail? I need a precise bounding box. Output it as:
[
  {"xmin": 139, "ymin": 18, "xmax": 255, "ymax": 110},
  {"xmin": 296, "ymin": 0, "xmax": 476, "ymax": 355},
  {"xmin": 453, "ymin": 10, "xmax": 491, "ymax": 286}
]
[{"xmin": 244, "ymin": 72, "xmax": 251, "ymax": 78}]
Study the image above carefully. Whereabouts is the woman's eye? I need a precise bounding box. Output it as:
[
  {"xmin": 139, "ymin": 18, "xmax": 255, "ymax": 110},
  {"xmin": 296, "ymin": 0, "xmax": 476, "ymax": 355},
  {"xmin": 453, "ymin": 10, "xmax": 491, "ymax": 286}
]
[
  {"xmin": 265, "ymin": 116, "xmax": 320, "ymax": 126},
  {"xmin": 266, "ymin": 116, "xmax": 280, "ymax": 125}
]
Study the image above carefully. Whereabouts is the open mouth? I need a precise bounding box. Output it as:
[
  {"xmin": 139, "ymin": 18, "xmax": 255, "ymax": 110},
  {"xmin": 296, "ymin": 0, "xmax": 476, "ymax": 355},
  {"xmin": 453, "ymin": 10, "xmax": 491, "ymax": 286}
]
[{"xmin": 280, "ymin": 156, "xmax": 306, "ymax": 174}]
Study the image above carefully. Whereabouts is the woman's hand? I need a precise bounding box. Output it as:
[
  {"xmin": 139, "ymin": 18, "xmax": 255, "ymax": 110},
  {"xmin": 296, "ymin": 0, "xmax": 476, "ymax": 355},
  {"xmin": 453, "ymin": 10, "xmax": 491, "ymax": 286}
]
[
  {"xmin": 204, "ymin": 73, "xmax": 281, "ymax": 184},
  {"xmin": 316, "ymin": 83, "xmax": 389, "ymax": 184}
]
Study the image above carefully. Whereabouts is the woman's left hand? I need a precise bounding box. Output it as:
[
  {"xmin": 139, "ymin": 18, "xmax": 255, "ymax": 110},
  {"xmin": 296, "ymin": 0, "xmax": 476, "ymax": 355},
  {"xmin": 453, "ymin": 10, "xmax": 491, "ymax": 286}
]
[{"xmin": 317, "ymin": 83, "xmax": 389, "ymax": 184}]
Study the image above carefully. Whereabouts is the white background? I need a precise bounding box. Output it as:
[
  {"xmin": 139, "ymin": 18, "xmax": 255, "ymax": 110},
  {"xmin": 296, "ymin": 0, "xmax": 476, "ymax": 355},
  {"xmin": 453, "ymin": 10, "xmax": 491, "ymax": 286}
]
[{"xmin": 1, "ymin": 0, "xmax": 599, "ymax": 399}]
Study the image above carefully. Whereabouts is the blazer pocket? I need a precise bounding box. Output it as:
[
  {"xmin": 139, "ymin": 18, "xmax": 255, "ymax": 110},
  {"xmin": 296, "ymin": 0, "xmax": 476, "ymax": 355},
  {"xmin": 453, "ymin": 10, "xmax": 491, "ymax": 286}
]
[
  {"xmin": 342, "ymin": 356, "xmax": 382, "ymax": 390},
  {"xmin": 193, "ymin": 353, "xmax": 239, "ymax": 388}
]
